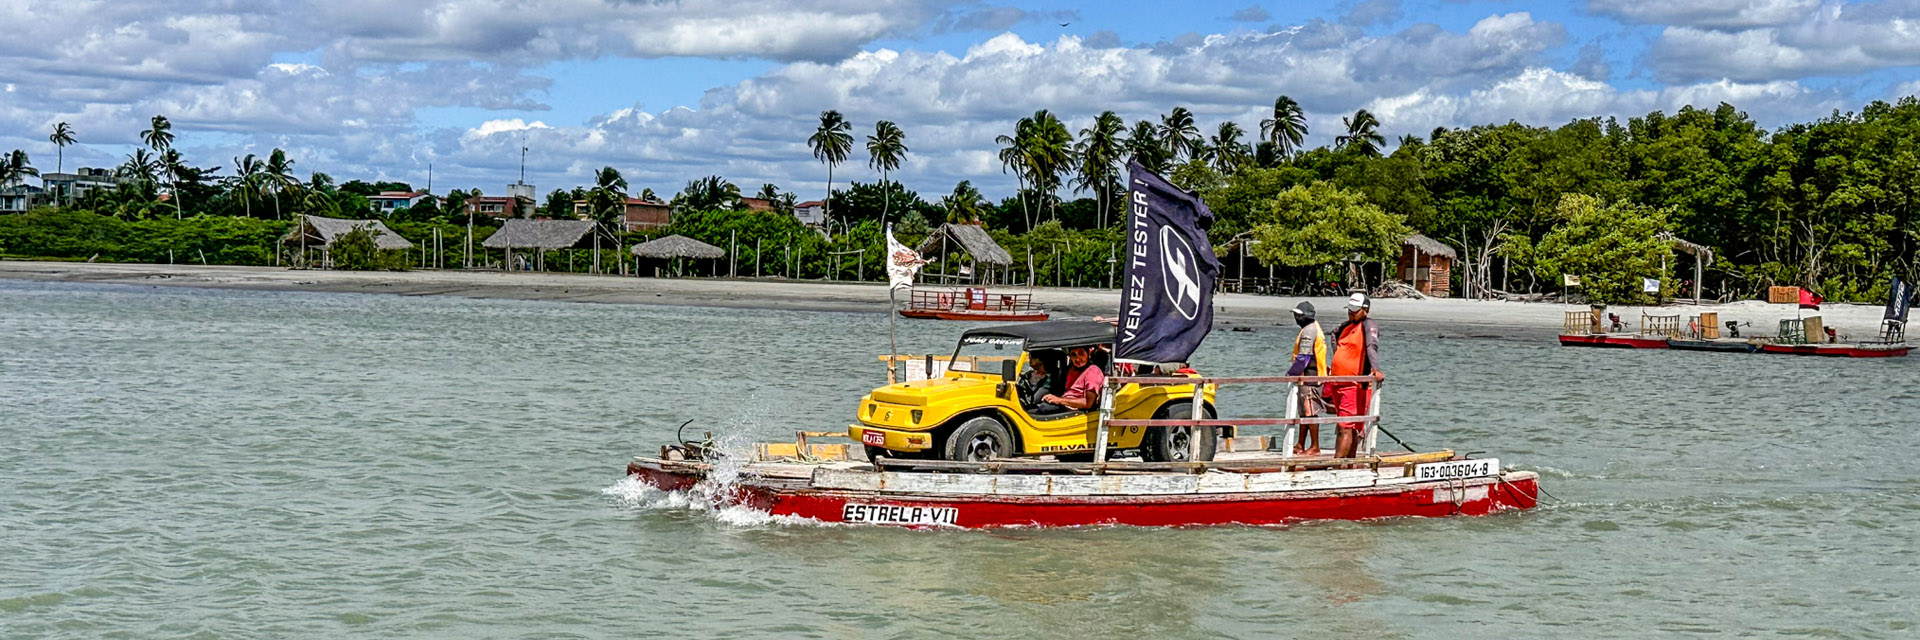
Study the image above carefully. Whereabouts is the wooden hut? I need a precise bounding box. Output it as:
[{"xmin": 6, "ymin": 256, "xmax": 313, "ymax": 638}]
[
  {"xmin": 631, "ymin": 234, "xmax": 725, "ymax": 277},
  {"xmin": 281, "ymin": 216, "xmax": 413, "ymax": 269},
  {"xmin": 1398, "ymin": 233, "xmax": 1455, "ymax": 298},
  {"xmin": 482, "ymin": 219, "xmax": 600, "ymax": 272},
  {"xmin": 917, "ymin": 223, "xmax": 1013, "ymax": 285}
]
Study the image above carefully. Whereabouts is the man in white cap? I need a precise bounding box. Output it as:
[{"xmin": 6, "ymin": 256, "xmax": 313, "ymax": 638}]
[{"xmin": 1324, "ymin": 292, "xmax": 1383, "ymax": 458}]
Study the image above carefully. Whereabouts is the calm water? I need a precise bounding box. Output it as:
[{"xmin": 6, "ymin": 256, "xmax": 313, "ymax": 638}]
[{"xmin": 2, "ymin": 279, "xmax": 1915, "ymax": 638}]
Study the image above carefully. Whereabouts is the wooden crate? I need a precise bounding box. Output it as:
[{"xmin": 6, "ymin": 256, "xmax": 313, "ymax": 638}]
[
  {"xmin": 1564, "ymin": 310, "xmax": 1594, "ymax": 335},
  {"xmin": 1696, "ymin": 312, "xmax": 1720, "ymax": 339},
  {"xmin": 1803, "ymin": 315, "xmax": 1825, "ymax": 343},
  {"xmin": 1643, "ymin": 313, "xmax": 1683, "ymax": 338},
  {"xmin": 1768, "ymin": 286, "xmax": 1800, "ymax": 304}
]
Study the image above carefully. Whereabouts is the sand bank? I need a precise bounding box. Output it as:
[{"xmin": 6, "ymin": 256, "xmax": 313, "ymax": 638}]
[{"xmin": 1, "ymin": 261, "xmax": 1898, "ymax": 339}]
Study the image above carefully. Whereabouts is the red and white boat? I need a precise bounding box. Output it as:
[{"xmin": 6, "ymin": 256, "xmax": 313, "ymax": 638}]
[
  {"xmin": 1759, "ymin": 342, "xmax": 1910, "ymax": 358},
  {"xmin": 1557, "ymin": 334, "xmax": 1670, "ymax": 348},
  {"xmin": 899, "ymin": 288, "xmax": 1049, "ymax": 322},
  {"xmin": 624, "ymin": 438, "xmax": 1538, "ymax": 529}
]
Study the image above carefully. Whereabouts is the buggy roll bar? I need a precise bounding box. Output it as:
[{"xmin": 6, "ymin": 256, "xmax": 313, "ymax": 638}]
[{"xmin": 1093, "ymin": 373, "xmax": 1385, "ymax": 463}]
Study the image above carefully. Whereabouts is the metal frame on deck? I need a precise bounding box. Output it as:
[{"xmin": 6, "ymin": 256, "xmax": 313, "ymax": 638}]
[{"xmin": 1092, "ymin": 373, "xmax": 1385, "ymax": 465}]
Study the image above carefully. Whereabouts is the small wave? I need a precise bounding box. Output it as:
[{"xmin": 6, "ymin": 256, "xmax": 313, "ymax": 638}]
[{"xmin": 600, "ymin": 475, "xmax": 830, "ymax": 529}]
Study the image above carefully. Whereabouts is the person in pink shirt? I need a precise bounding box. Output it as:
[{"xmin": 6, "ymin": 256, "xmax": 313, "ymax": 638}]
[{"xmin": 1036, "ymin": 346, "xmax": 1104, "ymax": 414}]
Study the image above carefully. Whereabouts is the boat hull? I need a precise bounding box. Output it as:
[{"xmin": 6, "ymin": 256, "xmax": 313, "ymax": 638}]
[
  {"xmin": 1558, "ymin": 334, "xmax": 1669, "ymax": 349},
  {"xmin": 1668, "ymin": 339, "xmax": 1759, "ymax": 353},
  {"xmin": 899, "ymin": 309, "xmax": 1050, "ymax": 322},
  {"xmin": 625, "ymin": 461, "xmax": 1537, "ymax": 529},
  {"xmin": 1760, "ymin": 343, "xmax": 1910, "ymax": 358}
]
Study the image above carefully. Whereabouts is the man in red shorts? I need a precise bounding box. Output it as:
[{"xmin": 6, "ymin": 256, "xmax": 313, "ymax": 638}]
[{"xmin": 1323, "ymin": 293, "xmax": 1382, "ymax": 458}]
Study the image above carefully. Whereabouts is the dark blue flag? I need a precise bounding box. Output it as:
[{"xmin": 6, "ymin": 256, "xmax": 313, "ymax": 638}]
[
  {"xmin": 1115, "ymin": 162, "xmax": 1221, "ymax": 364},
  {"xmin": 1887, "ymin": 277, "xmax": 1912, "ymax": 323}
]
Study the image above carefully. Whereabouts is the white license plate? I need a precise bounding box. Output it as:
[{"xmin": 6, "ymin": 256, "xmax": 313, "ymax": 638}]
[
  {"xmin": 862, "ymin": 430, "xmax": 886, "ymax": 446},
  {"xmin": 841, "ymin": 503, "xmax": 959, "ymax": 526},
  {"xmin": 1412, "ymin": 458, "xmax": 1498, "ymax": 481}
]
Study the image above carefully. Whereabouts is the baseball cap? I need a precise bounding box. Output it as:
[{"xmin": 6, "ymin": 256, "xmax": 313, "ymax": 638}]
[
  {"xmin": 1290, "ymin": 301, "xmax": 1315, "ymax": 318},
  {"xmin": 1345, "ymin": 292, "xmax": 1370, "ymax": 311}
]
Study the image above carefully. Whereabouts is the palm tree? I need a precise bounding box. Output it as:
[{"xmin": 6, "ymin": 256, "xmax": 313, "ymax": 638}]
[
  {"xmin": 1259, "ymin": 95, "xmax": 1307, "ymax": 160},
  {"xmin": 262, "ymin": 148, "xmax": 298, "ymax": 220},
  {"xmin": 1024, "ymin": 110, "xmax": 1074, "ymax": 222},
  {"xmin": 118, "ymin": 149, "xmax": 159, "ymax": 185},
  {"xmin": 141, "ymin": 116, "xmax": 182, "ymax": 217},
  {"xmin": 588, "ymin": 166, "xmax": 629, "ymax": 227},
  {"xmin": 1074, "ymin": 111, "xmax": 1125, "ymax": 228},
  {"xmin": 1205, "ymin": 121, "xmax": 1249, "ymax": 173},
  {"xmin": 866, "ymin": 120, "xmax": 908, "ymax": 223},
  {"xmin": 808, "ymin": 110, "xmax": 853, "ymax": 234},
  {"xmin": 1157, "ymin": 107, "xmax": 1201, "ymax": 161},
  {"xmin": 1336, "ymin": 109, "xmax": 1385, "ymax": 157},
  {"xmin": 995, "ymin": 116, "xmax": 1036, "ymax": 230},
  {"xmin": 674, "ymin": 175, "xmax": 742, "ymax": 212},
  {"xmin": 0, "ymin": 150, "xmax": 37, "ymax": 192},
  {"xmin": 941, "ymin": 180, "xmax": 987, "ymax": 224},
  {"xmin": 756, "ymin": 183, "xmax": 780, "ymax": 202},
  {"xmin": 1125, "ymin": 119, "xmax": 1168, "ymax": 174},
  {"xmin": 160, "ymin": 149, "xmax": 189, "ymax": 218},
  {"xmin": 47, "ymin": 123, "xmax": 75, "ymax": 204},
  {"xmin": 230, "ymin": 153, "xmax": 264, "ymax": 218}
]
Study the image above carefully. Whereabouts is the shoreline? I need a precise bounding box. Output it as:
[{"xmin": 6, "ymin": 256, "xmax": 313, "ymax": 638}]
[{"xmin": 0, "ymin": 261, "xmax": 1897, "ymax": 338}]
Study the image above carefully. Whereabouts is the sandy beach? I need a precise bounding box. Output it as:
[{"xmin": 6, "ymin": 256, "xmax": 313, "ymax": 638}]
[{"xmin": 0, "ymin": 260, "xmax": 1897, "ymax": 338}]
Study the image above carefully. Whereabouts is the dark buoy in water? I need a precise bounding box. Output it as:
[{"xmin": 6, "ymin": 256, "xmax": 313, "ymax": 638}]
[{"xmin": 1231, "ymin": 326, "xmax": 1254, "ymax": 332}]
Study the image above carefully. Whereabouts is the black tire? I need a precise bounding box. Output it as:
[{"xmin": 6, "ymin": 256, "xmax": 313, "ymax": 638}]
[
  {"xmin": 1140, "ymin": 401, "xmax": 1218, "ymax": 463},
  {"xmin": 863, "ymin": 445, "xmax": 892, "ymax": 462},
  {"xmin": 944, "ymin": 416, "xmax": 1016, "ymax": 462}
]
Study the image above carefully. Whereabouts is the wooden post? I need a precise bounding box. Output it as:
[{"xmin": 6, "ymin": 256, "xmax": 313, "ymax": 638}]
[
  {"xmin": 755, "ymin": 238, "xmax": 762, "ymax": 277},
  {"xmin": 730, "ymin": 230, "xmax": 737, "ymax": 278}
]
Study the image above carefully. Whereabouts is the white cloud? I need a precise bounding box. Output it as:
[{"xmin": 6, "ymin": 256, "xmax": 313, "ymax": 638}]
[
  {"xmin": 1363, "ymin": 67, "xmax": 1842, "ymax": 137},
  {"xmin": 1647, "ymin": 2, "xmax": 1920, "ymax": 82},
  {"xmin": 1586, "ymin": 0, "xmax": 1820, "ymax": 29}
]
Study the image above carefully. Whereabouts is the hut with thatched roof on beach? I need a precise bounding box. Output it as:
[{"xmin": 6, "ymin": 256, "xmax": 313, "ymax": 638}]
[
  {"xmin": 1397, "ymin": 233, "xmax": 1456, "ymax": 298},
  {"xmin": 482, "ymin": 219, "xmax": 603, "ymax": 272},
  {"xmin": 282, "ymin": 216, "xmax": 414, "ymax": 269},
  {"xmin": 917, "ymin": 223, "xmax": 1012, "ymax": 284},
  {"xmin": 630, "ymin": 234, "xmax": 726, "ymax": 277}
]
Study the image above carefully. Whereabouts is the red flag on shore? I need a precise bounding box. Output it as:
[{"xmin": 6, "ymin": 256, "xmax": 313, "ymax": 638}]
[{"xmin": 1798, "ymin": 287, "xmax": 1823, "ymax": 311}]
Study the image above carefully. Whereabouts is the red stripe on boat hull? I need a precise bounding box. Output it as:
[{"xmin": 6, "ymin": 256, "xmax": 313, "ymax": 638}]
[
  {"xmin": 1760, "ymin": 344, "xmax": 1910, "ymax": 358},
  {"xmin": 1558, "ymin": 335, "xmax": 1669, "ymax": 349},
  {"xmin": 624, "ymin": 463, "xmax": 1537, "ymax": 528},
  {"xmin": 899, "ymin": 310, "xmax": 1051, "ymax": 322}
]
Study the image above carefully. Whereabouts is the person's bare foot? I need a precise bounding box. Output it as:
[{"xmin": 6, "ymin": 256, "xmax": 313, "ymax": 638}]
[{"xmin": 1302, "ymin": 447, "xmax": 1321, "ymax": 456}]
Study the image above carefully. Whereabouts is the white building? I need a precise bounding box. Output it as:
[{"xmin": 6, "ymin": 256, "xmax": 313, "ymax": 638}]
[{"xmin": 794, "ymin": 200, "xmax": 825, "ymax": 226}]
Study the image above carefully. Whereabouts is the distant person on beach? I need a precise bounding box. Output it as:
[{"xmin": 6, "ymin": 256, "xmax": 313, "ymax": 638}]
[
  {"xmin": 1325, "ymin": 293, "xmax": 1383, "ymax": 458},
  {"xmin": 1286, "ymin": 301, "xmax": 1329, "ymax": 455},
  {"xmin": 1036, "ymin": 346, "xmax": 1103, "ymax": 414}
]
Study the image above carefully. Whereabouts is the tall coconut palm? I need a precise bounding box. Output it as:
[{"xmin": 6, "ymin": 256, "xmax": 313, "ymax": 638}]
[
  {"xmin": 1024, "ymin": 110, "xmax": 1075, "ymax": 222},
  {"xmin": 1336, "ymin": 109, "xmax": 1385, "ymax": 157},
  {"xmin": 1074, "ymin": 111, "xmax": 1125, "ymax": 228},
  {"xmin": 47, "ymin": 123, "xmax": 75, "ymax": 207},
  {"xmin": 141, "ymin": 116, "xmax": 181, "ymax": 217},
  {"xmin": 160, "ymin": 149, "xmax": 189, "ymax": 218},
  {"xmin": 865, "ymin": 120, "xmax": 908, "ymax": 223},
  {"xmin": 0, "ymin": 150, "xmax": 37, "ymax": 192},
  {"xmin": 230, "ymin": 153, "xmax": 264, "ymax": 218},
  {"xmin": 262, "ymin": 148, "xmax": 298, "ymax": 220},
  {"xmin": 1157, "ymin": 107, "xmax": 1201, "ymax": 161},
  {"xmin": 808, "ymin": 110, "xmax": 853, "ymax": 233},
  {"xmin": 1205, "ymin": 122, "xmax": 1249, "ymax": 173},
  {"xmin": 1259, "ymin": 95, "xmax": 1307, "ymax": 160},
  {"xmin": 756, "ymin": 183, "xmax": 780, "ymax": 202},
  {"xmin": 1125, "ymin": 119, "xmax": 1168, "ymax": 174},
  {"xmin": 995, "ymin": 115, "xmax": 1036, "ymax": 229}
]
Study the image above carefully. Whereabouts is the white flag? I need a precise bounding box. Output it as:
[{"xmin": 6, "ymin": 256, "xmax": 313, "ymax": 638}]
[
  {"xmin": 1563, "ymin": 274, "xmax": 1581, "ymax": 287},
  {"xmin": 885, "ymin": 225, "xmax": 925, "ymax": 291},
  {"xmin": 1643, "ymin": 277, "xmax": 1661, "ymax": 293}
]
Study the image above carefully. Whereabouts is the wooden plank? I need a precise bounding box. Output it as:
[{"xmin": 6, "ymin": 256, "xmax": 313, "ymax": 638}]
[
  {"xmin": 1109, "ymin": 374, "xmax": 1381, "ymax": 386},
  {"xmin": 1106, "ymin": 416, "xmax": 1377, "ymax": 428},
  {"xmin": 811, "ymin": 467, "xmax": 882, "ymax": 491}
]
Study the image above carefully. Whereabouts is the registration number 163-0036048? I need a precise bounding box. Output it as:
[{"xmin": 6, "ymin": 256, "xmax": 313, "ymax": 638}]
[
  {"xmin": 840, "ymin": 503, "xmax": 960, "ymax": 527},
  {"xmin": 1411, "ymin": 458, "xmax": 1499, "ymax": 482}
]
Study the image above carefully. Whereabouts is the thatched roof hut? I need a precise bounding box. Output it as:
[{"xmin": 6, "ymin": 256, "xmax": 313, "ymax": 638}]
[
  {"xmin": 482, "ymin": 219, "xmax": 596, "ymax": 250},
  {"xmin": 282, "ymin": 216, "xmax": 414, "ymax": 250},
  {"xmin": 631, "ymin": 234, "xmax": 725, "ymax": 259},
  {"xmin": 918, "ymin": 223, "xmax": 1012, "ymax": 265},
  {"xmin": 1402, "ymin": 233, "xmax": 1457, "ymax": 259}
]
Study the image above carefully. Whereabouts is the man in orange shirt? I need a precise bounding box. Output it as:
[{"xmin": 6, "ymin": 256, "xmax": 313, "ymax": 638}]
[{"xmin": 1324, "ymin": 293, "xmax": 1382, "ymax": 458}]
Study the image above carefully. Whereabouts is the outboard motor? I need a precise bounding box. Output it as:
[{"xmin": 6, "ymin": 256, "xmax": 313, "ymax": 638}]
[
  {"xmin": 1608, "ymin": 313, "xmax": 1624, "ymax": 333},
  {"xmin": 1824, "ymin": 327, "xmax": 1838, "ymax": 343},
  {"xmin": 1725, "ymin": 320, "xmax": 1741, "ymax": 338}
]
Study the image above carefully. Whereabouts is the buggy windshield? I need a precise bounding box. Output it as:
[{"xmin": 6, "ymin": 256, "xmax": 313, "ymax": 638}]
[{"xmin": 949, "ymin": 334, "xmax": 1023, "ymax": 374}]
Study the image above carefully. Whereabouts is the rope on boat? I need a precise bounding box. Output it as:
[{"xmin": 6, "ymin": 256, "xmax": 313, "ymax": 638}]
[{"xmin": 1375, "ymin": 425, "xmax": 1419, "ymax": 452}]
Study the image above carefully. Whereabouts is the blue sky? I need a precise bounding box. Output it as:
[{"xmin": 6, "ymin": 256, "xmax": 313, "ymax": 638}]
[{"xmin": 2, "ymin": 0, "xmax": 1917, "ymax": 200}]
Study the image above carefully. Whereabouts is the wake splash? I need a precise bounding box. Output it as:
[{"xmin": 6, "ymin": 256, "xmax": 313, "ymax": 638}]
[{"xmin": 602, "ymin": 431, "xmax": 832, "ymax": 529}]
